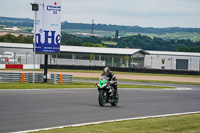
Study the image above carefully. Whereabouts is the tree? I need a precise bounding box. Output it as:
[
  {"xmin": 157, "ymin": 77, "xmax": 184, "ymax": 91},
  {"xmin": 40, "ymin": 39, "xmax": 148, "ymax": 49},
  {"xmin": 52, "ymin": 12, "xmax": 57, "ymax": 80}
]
[
  {"xmin": 161, "ymin": 58, "xmax": 165, "ymax": 65},
  {"xmin": 89, "ymin": 54, "xmax": 94, "ymax": 63},
  {"xmin": 18, "ymin": 56, "xmax": 21, "ymax": 64},
  {"xmin": 124, "ymin": 55, "xmax": 129, "ymax": 67}
]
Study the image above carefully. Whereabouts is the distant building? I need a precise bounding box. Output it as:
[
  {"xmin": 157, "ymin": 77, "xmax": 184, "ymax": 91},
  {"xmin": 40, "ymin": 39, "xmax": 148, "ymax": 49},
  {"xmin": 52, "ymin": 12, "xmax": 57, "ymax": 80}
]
[
  {"xmin": 145, "ymin": 51, "xmax": 200, "ymax": 71},
  {"xmin": 3, "ymin": 27, "xmax": 22, "ymax": 31},
  {"xmin": 0, "ymin": 42, "xmax": 199, "ymax": 71},
  {"xmin": 0, "ymin": 42, "xmax": 147, "ymax": 68}
]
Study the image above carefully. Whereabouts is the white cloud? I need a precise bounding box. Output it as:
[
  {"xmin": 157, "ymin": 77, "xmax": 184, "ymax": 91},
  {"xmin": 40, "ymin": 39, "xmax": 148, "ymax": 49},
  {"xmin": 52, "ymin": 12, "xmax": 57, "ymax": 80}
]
[{"xmin": 0, "ymin": 0, "xmax": 200, "ymax": 27}]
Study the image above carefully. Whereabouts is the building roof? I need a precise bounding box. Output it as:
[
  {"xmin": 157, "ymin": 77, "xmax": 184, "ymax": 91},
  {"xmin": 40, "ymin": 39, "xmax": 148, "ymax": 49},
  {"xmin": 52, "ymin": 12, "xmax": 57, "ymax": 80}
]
[
  {"xmin": 0, "ymin": 42, "xmax": 147, "ymax": 55},
  {"xmin": 1, "ymin": 42, "xmax": 200, "ymax": 57},
  {"xmin": 146, "ymin": 50, "xmax": 200, "ymax": 57},
  {"xmin": 60, "ymin": 45, "xmax": 148, "ymax": 55},
  {"xmin": 0, "ymin": 42, "xmax": 33, "ymax": 49}
]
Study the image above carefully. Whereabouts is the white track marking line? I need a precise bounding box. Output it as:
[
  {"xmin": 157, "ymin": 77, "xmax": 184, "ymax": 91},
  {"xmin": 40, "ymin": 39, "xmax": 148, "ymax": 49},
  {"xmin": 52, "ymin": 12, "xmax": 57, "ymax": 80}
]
[
  {"xmin": 12, "ymin": 111, "xmax": 200, "ymax": 133},
  {"xmin": 176, "ymin": 88, "xmax": 192, "ymax": 90},
  {"xmin": 0, "ymin": 87, "xmax": 193, "ymax": 91}
]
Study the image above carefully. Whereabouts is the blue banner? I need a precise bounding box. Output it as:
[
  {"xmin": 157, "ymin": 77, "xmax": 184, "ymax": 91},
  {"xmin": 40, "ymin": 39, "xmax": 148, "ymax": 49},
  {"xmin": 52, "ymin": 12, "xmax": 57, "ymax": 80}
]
[{"xmin": 34, "ymin": 0, "xmax": 61, "ymax": 54}]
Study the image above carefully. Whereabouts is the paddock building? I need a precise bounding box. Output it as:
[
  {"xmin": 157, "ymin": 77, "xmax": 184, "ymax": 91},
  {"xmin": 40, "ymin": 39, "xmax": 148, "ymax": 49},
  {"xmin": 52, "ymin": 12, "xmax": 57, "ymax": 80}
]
[{"xmin": 0, "ymin": 42, "xmax": 200, "ymax": 71}]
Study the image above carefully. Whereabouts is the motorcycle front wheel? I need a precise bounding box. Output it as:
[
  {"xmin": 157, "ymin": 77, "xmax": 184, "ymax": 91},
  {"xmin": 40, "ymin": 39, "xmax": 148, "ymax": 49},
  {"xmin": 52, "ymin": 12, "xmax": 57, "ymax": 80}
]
[{"xmin": 98, "ymin": 91, "xmax": 107, "ymax": 106}]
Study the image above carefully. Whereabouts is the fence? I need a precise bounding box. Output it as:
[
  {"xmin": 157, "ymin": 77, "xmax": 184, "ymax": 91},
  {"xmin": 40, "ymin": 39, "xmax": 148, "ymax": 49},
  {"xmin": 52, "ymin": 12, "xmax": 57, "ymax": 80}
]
[
  {"xmin": 0, "ymin": 72, "xmax": 73, "ymax": 84},
  {"xmin": 0, "ymin": 72, "xmax": 23, "ymax": 82},
  {"xmin": 51, "ymin": 74, "xmax": 73, "ymax": 84},
  {"xmin": 41, "ymin": 64, "xmax": 200, "ymax": 76},
  {"xmin": 28, "ymin": 73, "xmax": 44, "ymax": 83}
]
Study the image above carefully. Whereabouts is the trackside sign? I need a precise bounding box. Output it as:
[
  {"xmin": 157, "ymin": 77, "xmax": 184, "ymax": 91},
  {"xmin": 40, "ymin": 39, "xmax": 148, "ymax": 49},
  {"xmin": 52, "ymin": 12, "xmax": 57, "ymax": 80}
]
[{"xmin": 34, "ymin": 0, "xmax": 61, "ymax": 54}]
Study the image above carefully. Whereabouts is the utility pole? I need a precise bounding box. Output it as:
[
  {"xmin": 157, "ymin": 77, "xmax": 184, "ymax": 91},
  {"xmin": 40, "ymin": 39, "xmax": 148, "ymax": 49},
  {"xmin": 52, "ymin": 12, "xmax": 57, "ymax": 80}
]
[
  {"xmin": 91, "ymin": 19, "xmax": 94, "ymax": 36},
  {"xmin": 115, "ymin": 29, "xmax": 119, "ymax": 42}
]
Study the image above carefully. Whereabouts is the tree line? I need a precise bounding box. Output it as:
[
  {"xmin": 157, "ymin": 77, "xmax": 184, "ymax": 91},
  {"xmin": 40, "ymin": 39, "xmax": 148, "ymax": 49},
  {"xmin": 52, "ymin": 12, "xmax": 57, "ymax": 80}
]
[
  {"xmin": 0, "ymin": 32, "xmax": 200, "ymax": 52},
  {"xmin": 1, "ymin": 17, "xmax": 200, "ymax": 34},
  {"xmin": 0, "ymin": 32, "xmax": 103, "ymax": 47},
  {"xmin": 0, "ymin": 34, "xmax": 33, "ymax": 43},
  {"xmin": 114, "ymin": 34, "xmax": 200, "ymax": 52},
  {"xmin": 62, "ymin": 21, "xmax": 200, "ymax": 34}
]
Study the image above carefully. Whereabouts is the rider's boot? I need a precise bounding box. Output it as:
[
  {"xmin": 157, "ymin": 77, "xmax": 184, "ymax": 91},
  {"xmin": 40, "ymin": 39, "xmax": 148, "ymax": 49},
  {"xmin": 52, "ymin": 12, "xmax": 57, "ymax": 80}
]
[
  {"xmin": 114, "ymin": 90, "xmax": 118, "ymax": 99},
  {"xmin": 109, "ymin": 88, "xmax": 113, "ymax": 96}
]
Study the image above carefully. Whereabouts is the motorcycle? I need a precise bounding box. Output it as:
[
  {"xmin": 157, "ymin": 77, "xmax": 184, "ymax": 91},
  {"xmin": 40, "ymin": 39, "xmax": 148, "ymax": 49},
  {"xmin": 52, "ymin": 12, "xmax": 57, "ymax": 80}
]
[{"xmin": 96, "ymin": 75, "xmax": 119, "ymax": 106}]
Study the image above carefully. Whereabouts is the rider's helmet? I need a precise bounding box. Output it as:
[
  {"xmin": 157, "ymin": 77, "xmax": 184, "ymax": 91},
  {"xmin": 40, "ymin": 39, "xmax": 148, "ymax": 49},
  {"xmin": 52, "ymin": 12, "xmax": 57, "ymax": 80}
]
[{"xmin": 103, "ymin": 67, "xmax": 110, "ymax": 76}]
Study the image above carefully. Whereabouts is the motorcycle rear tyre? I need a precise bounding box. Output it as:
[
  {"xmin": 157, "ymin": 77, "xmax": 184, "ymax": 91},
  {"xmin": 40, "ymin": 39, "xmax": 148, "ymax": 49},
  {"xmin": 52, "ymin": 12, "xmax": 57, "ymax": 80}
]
[{"xmin": 111, "ymin": 91, "xmax": 119, "ymax": 106}]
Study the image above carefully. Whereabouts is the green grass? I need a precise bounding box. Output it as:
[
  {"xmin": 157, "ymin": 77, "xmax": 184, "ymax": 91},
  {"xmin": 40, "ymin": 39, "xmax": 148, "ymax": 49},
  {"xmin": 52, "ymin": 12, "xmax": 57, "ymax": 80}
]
[
  {"xmin": 102, "ymin": 41, "xmax": 117, "ymax": 45},
  {"xmin": 64, "ymin": 29, "xmax": 115, "ymax": 37},
  {"xmin": 0, "ymin": 82, "xmax": 173, "ymax": 89},
  {"xmin": 64, "ymin": 29, "xmax": 200, "ymax": 42},
  {"xmin": 118, "ymin": 79, "xmax": 200, "ymax": 85},
  {"xmin": 74, "ymin": 77, "xmax": 200, "ymax": 85},
  {"xmin": 0, "ymin": 82, "xmax": 101, "ymax": 89},
  {"xmin": 126, "ymin": 32, "xmax": 200, "ymax": 42},
  {"xmin": 49, "ymin": 69, "xmax": 200, "ymax": 78},
  {"xmin": 31, "ymin": 113, "xmax": 200, "ymax": 133},
  {"xmin": 1, "ymin": 69, "xmax": 200, "ymax": 78},
  {"xmin": 0, "ymin": 82, "xmax": 95, "ymax": 89}
]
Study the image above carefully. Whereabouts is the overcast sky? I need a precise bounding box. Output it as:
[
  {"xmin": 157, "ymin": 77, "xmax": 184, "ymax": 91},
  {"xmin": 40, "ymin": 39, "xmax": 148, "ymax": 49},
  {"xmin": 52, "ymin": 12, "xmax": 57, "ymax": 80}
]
[{"xmin": 0, "ymin": 0, "xmax": 200, "ymax": 28}]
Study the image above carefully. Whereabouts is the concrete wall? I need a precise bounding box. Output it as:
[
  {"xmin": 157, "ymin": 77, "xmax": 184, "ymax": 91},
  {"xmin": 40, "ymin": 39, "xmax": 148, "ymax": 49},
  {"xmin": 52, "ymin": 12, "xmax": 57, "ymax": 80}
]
[
  {"xmin": 144, "ymin": 55, "xmax": 200, "ymax": 71},
  {"xmin": 51, "ymin": 58, "xmax": 106, "ymax": 66}
]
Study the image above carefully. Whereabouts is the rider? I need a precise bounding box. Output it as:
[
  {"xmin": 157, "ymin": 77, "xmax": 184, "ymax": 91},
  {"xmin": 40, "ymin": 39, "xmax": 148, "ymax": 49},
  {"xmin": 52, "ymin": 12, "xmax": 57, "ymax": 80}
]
[{"xmin": 101, "ymin": 67, "xmax": 118, "ymax": 97}]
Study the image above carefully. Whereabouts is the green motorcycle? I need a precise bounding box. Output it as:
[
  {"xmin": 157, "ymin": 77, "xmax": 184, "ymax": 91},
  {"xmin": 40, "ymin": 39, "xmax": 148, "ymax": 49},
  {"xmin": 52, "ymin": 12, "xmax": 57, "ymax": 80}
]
[{"xmin": 97, "ymin": 75, "xmax": 119, "ymax": 106}]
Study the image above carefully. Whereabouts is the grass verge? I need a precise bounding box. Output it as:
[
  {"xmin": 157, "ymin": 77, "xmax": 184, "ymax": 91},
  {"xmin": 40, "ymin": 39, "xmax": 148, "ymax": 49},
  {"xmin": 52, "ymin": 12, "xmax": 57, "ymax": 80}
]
[
  {"xmin": 74, "ymin": 77, "xmax": 200, "ymax": 85},
  {"xmin": 1, "ymin": 69, "xmax": 200, "ymax": 78},
  {"xmin": 31, "ymin": 113, "xmax": 200, "ymax": 133},
  {"xmin": 40, "ymin": 69, "xmax": 200, "ymax": 78},
  {"xmin": 0, "ymin": 82, "xmax": 173, "ymax": 89}
]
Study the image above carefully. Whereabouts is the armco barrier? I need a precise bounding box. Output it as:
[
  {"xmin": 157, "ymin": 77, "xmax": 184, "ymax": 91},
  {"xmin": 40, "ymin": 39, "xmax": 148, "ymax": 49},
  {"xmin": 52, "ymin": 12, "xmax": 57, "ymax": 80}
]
[
  {"xmin": 51, "ymin": 74, "xmax": 73, "ymax": 84},
  {"xmin": 40, "ymin": 65, "xmax": 200, "ymax": 76},
  {"xmin": 62, "ymin": 74, "xmax": 73, "ymax": 84},
  {"xmin": 0, "ymin": 72, "xmax": 23, "ymax": 82},
  {"xmin": 28, "ymin": 73, "xmax": 44, "ymax": 83},
  {"xmin": 0, "ymin": 72, "xmax": 73, "ymax": 84}
]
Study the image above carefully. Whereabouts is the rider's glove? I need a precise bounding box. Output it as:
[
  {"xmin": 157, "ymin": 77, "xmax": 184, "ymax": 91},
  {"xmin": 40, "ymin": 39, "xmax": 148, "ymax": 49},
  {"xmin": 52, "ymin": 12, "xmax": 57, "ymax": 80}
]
[{"xmin": 110, "ymin": 81, "xmax": 114, "ymax": 84}]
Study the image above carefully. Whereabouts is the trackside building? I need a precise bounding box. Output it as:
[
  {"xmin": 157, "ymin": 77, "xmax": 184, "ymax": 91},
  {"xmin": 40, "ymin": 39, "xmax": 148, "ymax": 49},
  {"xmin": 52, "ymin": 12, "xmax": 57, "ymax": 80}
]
[
  {"xmin": 145, "ymin": 51, "xmax": 200, "ymax": 71},
  {"xmin": 0, "ymin": 42, "xmax": 147, "ymax": 68},
  {"xmin": 0, "ymin": 42, "xmax": 200, "ymax": 71}
]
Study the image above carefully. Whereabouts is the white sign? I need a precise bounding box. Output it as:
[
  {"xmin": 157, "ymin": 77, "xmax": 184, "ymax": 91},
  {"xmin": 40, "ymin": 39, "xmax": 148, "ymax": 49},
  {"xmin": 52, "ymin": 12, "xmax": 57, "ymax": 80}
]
[{"xmin": 34, "ymin": 0, "xmax": 61, "ymax": 54}]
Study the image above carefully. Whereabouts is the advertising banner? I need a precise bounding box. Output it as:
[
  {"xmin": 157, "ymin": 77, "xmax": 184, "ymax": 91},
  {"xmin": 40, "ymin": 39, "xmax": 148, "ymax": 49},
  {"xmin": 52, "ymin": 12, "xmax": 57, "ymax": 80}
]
[{"xmin": 33, "ymin": 0, "xmax": 61, "ymax": 54}]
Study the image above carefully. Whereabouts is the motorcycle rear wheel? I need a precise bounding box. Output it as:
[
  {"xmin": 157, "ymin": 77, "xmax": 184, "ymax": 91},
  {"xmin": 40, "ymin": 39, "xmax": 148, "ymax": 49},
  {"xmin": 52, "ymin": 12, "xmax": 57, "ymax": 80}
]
[{"xmin": 111, "ymin": 91, "xmax": 119, "ymax": 106}]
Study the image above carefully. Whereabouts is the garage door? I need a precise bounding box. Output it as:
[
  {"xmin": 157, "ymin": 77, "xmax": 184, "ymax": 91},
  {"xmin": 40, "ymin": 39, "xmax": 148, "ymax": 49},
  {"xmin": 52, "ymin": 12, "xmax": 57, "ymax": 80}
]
[{"xmin": 176, "ymin": 59, "xmax": 188, "ymax": 70}]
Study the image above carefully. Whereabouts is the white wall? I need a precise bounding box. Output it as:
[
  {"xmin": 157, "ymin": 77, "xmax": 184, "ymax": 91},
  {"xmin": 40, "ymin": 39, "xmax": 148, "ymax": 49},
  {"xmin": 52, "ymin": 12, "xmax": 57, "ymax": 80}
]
[
  {"xmin": 23, "ymin": 64, "xmax": 40, "ymax": 69},
  {"xmin": 0, "ymin": 64, "xmax": 5, "ymax": 69},
  {"xmin": 145, "ymin": 55, "xmax": 200, "ymax": 71},
  {"xmin": 52, "ymin": 58, "xmax": 106, "ymax": 66}
]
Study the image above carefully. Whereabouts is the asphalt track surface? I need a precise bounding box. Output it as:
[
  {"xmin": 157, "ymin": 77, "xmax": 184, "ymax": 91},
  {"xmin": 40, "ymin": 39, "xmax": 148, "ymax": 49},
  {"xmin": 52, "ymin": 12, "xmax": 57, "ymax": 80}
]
[{"xmin": 0, "ymin": 81, "xmax": 200, "ymax": 133}]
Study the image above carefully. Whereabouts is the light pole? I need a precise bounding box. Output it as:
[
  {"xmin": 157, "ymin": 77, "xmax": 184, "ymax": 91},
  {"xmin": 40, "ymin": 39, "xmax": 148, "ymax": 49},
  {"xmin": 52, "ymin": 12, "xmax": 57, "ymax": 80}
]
[
  {"xmin": 26, "ymin": 52, "xmax": 29, "ymax": 64},
  {"xmin": 14, "ymin": 51, "xmax": 17, "ymax": 64},
  {"xmin": 31, "ymin": 3, "xmax": 38, "ymax": 83}
]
